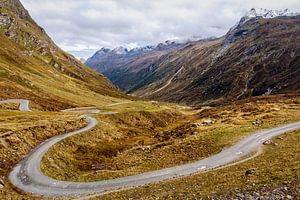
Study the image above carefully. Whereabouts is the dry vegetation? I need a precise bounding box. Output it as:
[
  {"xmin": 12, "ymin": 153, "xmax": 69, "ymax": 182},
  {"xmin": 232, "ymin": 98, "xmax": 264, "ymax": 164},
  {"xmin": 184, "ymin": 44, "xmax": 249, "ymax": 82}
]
[
  {"xmin": 0, "ymin": 110, "xmax": 87, "ymax": 199},
  {"xmin": 96, "ymin": 130, "xmax": 300, "ymax": 200},
  {"xmin": 0, "ymin": 95, "xmax": 299, "ymax": 200},
  {"xmin": 41, "ymin": 95, "xmax": 300, "ymax": 183},
  {"xmin": 1, "ymin": 1, "xmax": 298, "ymax": 199},
  {"xmin": 0, "ymin": 102, "xmax": 19, "ymax": 110},
  {"xmin": 0, "ymin": 0, "xmax": 128, "ymax": 112},
  {"xmin": 0, "ymin": 96, "xmax": 300, "ymax": 199},
  {"xmin": 0, "ymin": 99, "xmax": 176, "ymax": 199},
  {"xmin": 41, "ymin": 110, "xmax": 186, "ymax": 181}
]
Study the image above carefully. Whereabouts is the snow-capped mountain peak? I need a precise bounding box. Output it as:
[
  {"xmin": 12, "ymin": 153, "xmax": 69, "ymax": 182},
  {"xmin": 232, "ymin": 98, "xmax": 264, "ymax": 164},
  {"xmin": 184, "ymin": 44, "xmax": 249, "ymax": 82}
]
[
  {"xmin": 112, "ymin": 46, "xmax": 128, "ymax": 54},
  {"xmin": 95, "ymin": 47, "xmax": 111, "ymax": 55},
  {"xmin": 229, "ymin": 8, "xmax": 299, "ymax": 34},
  {"xmin": 131, "ymin": 45, "xmax": 155, "ymax": 52},
  {"xmin": 96, "ymin": 46, "xmax": 129, "ymax": 55},
  {"xmin": 242, "ymin": 8, "xmax": 299, "ymax": 23}
]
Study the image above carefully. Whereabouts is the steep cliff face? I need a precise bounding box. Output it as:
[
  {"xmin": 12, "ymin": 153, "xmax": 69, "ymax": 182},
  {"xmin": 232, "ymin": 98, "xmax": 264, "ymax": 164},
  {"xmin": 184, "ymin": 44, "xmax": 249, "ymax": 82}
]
[
  {"xmin": 0, "ymin": 0, "xmax": 124, "ymax": 110},
  {"xmin": 130, "ymin": 15, "xmax": 300, "ymax": 105}
]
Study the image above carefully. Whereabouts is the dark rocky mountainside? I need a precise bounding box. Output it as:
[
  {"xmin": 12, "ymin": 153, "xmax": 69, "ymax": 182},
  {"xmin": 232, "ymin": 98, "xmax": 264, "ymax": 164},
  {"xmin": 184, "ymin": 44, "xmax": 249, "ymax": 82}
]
[
  {"xmin": 88, "ymin": 9, "xmax": 300, "ymax": 106},
  {"xmin": 133, "ymin": 15, "xmax": 300, "ymax": 105},
  {"xmin": 132, "ymin": 16, "xmax": 300, "ymax": 105},
  {"xmin": 0, "ymin": 0, "xmax": 124, "ymax": 110}
]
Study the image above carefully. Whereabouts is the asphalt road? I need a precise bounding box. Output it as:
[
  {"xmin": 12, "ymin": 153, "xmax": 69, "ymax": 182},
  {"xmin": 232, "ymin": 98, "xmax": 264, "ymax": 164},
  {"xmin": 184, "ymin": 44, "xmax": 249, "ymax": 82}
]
[{"xmin": 2, "ymin": 99, "xmax": 300, "ymax": 197}]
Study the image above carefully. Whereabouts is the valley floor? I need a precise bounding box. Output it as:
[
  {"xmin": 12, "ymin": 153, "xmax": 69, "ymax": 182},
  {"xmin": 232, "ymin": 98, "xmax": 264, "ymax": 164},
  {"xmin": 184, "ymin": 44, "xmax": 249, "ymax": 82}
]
[{"xmin": 0, "ymin": 94, "xmax": 299, "ymax": 199}]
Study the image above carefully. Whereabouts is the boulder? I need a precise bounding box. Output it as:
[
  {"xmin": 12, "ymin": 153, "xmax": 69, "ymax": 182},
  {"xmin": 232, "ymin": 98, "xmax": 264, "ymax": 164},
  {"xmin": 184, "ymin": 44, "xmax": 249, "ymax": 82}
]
[
  {"xmin": 191, "ymin": 123, "xmax": 200, "ymax": 128},
  {"xmin": 0, "ymin": 178, "xmax": 4, "ymax": 188},
  {"xmin": 141, "ymin": 145, "xmax": 151, "ymax": 151},
  {"xmin": 252, "ymin": 119, "xmax": 263, "ymax": 125},
  {"xmin": 0, "ymin": 14, "xmax": 12, "ymax": 27},
  {"xmin": 263, "ymin": 140, "xmax": 273, "ymax": 145},
  {"xmin": 245, "ymin": 169, "xmax": 255, "ymax": 176},
  {"xmin": 202, "ymin": 119, "xmax": 214, "ymax": 125}
]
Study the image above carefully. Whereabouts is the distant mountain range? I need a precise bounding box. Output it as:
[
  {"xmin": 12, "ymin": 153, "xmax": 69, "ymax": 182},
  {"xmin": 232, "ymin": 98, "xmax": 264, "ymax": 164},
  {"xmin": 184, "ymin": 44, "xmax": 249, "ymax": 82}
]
[
  {"xmin": 85, "ymin": 40, "xmax": 191, "ymax": 91},
  {"xmin": 86, "ymin": 8, "xmax": 300, "ymax": 105}
]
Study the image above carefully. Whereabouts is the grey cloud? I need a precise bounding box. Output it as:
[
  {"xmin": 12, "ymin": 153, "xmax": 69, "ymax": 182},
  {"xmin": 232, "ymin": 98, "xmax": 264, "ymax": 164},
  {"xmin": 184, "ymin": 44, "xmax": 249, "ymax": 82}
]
[{"xmin": 20, "ymin": 0, "xmax": 300, "ymax": 59}]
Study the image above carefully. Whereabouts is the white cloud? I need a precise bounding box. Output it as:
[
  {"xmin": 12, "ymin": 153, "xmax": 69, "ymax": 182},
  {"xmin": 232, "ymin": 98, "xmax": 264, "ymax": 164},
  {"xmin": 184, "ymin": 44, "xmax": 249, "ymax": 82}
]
[{"xmin": 20, "ymin": 0, "xmax": 300, "ymax": 59}]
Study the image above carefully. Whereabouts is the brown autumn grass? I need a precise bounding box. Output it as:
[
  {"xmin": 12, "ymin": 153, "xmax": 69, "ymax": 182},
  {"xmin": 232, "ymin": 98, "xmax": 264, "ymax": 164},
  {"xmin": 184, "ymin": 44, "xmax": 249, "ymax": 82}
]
[
  {"xmin": 0, "ymin": 3, "xmax": 127, "ymax": 112},
  {"xmin": 95, "ymin": 129, "xmax": 300, "ymax": 200},
  {"xmin": 0, "ymin": 110, "xmax": 87, "ymax": 199},
  {"xmin": 0, "ymin": 102, "xmax": 19, "ymax": 110},
  {"xmin": 41, "ymin": 96, "xmax": 300, "ymax": 182},
  {"xmin": 0, "ymin": 95, "xmax": 299, "ymax": 200},
  {"xmin": 0, "ymin": 99, "xmax": 178, "ymax": 199}
]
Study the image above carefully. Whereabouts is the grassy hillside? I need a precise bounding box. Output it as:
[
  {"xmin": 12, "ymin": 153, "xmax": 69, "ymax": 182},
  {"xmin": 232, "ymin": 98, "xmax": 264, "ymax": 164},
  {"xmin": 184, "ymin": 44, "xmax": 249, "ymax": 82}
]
[
  {"xmin": 97, "ymin": 129, "xmax": 300, "ymax": 199},
  {"xmin": 41, "ymin": 95, "xmax": 300, "ymax": 182},
  {"xmin": 0, "ymin": 1, "xmax": 299, "ymax": 199},
  {"xmin": 0, "ymin": 0, "xmax": 126, "ymax": 110},
  {"xmin": 1, "ymin": 94, "xmax": 299, "ymax": 199}
]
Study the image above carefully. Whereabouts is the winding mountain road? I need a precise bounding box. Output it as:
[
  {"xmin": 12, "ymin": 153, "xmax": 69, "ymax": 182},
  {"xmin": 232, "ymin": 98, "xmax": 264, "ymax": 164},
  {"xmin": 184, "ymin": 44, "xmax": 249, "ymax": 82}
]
[{"xmin": 1, "ymin": 99, "xmax": 300, "ymax": 197}]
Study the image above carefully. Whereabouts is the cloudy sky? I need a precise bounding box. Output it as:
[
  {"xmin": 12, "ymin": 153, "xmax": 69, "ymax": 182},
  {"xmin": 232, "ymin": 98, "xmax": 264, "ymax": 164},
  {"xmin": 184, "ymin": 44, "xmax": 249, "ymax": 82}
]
[{"xmin": 20, "ymin": 0, "xmax": 300, "ymax": 59}]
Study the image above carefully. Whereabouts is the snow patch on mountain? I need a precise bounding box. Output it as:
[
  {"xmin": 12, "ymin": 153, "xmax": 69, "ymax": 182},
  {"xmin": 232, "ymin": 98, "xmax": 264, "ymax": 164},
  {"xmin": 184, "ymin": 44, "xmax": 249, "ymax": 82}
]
[
  {"xmin": 93, "ymin": 40, "xmax": 185, "ymax": 56},
  {"xmin": 230, "ymin": 8, "xmax": 299, "ymax": 32},
  {"xmin": 248, "ymin": 8, "xmax": 298, "ymax": 18},
  {"xmin": 112, "ymin": 46, "xmax": 129, "ymax": 54},
  {"xmin": 95, "ymin": 47, "xmax": 111, "ymax": 55},
  {"xmin": 131, "ymin": 45, "xmax": 155, "ymax": 52},
  {"xmin": 243, "ymin": 8, "xmax": 299, "ymax": 22}
]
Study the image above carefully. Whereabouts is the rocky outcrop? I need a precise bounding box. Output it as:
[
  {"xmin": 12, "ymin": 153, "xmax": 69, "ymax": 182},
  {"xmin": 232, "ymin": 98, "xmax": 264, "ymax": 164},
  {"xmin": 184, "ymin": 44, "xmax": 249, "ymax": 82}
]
[{"xmin": 0, "ymin": 13, "xmax": 12, "ymax": 26}]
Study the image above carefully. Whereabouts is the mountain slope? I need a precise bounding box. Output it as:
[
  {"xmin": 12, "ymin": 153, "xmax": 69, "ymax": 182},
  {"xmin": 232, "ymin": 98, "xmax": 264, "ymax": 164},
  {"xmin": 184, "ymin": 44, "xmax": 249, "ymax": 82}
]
[
  {"xmin": 86, "ymin": 41, "xmax": 189, "ymax": 91},
  {"xmin": 0, "ymin": 0, "xmax": 124, "ymax": 110},
  {"xmin": 129, "ymin": 10, "xmax": 300, "ymax": 105}
]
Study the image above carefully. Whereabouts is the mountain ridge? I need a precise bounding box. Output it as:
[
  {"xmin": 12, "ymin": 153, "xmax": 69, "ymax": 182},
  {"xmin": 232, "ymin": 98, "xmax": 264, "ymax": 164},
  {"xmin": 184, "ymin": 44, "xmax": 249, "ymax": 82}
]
[
  {"xmin": 133, "ymin": 15, "xmax": 300, "ymax": 105},
  {"xmin": 0, "ymin": 0, "xmax": 125, "ymax": 110},
  {"xmin": 86, "ymin": 8, "xmax": 300, "ymax": 105},
  {"xmin": 85, "ymin": 40, "xmax": 191, "ymax": 91}
]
